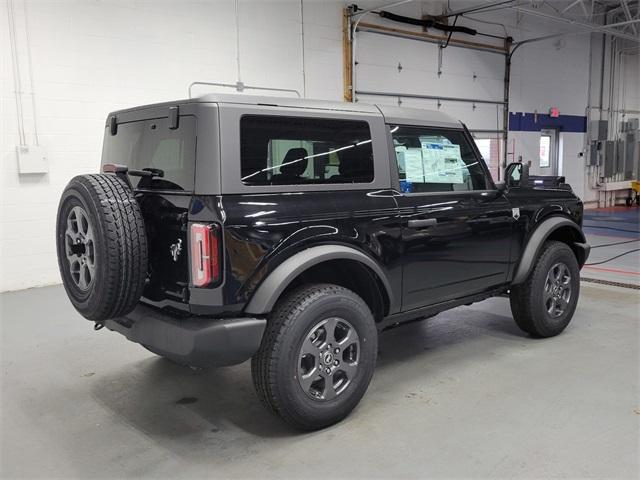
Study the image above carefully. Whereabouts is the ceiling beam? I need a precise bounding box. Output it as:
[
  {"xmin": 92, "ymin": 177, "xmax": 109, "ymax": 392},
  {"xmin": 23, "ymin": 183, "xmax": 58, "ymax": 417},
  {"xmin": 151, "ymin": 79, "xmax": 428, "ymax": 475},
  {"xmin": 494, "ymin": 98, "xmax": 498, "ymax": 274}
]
[
  {"xmin": 620, "ymin": 0, "xmax": 638, "ymax": 34},
  {"xmin": 561, "ymin": 0, "xmax": 584, "ymax": 14},
  {"xmin": 578, "ymin": 0, "xmax": 590, "ymax": 19},
  {"xmin": 439, "ymin": 0, "xmax": 516, "ymax": 19},
  {"xmin": 510, "ymin": 6, "xmax": 640, "ymax": 42}
]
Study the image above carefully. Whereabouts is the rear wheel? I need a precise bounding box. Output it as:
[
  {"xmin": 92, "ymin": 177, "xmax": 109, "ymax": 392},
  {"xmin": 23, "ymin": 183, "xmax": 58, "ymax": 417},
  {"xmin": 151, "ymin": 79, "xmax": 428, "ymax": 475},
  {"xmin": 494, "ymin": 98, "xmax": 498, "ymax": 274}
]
[
  {"xmin": 251, "ymin": 284, "xmax": 377, "ymax": 430},
  {"xmin": 56, "ymin": 174, "xmax": 148, "ymax": 321},
  {"xmin": 510, "ymin": 241, "xmax": 580, "ymax": 338}
]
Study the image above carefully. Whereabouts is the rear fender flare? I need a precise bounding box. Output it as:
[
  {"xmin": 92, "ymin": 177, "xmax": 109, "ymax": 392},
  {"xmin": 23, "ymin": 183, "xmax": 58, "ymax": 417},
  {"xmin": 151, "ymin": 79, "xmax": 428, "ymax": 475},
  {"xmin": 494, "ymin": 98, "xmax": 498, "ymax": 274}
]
[
  {"xmin": 512, "ymin": 216, "xmax": 588, "ymax": 285},
  {"xmin": 244, "ymin": 245, "xmax": 394, "ymax": 315}
]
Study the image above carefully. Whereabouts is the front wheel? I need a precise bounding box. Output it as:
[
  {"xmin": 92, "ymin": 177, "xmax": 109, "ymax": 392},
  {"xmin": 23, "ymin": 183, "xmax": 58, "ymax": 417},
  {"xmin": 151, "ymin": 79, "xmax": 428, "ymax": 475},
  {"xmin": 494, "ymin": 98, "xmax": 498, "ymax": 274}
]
[
  {"xmin": 251, "ymin": 284, "xmax": 377, "ymax": 430},
  {"xmin": 510, "ymin": 240, "xmax": 580, "ymax": 338}
]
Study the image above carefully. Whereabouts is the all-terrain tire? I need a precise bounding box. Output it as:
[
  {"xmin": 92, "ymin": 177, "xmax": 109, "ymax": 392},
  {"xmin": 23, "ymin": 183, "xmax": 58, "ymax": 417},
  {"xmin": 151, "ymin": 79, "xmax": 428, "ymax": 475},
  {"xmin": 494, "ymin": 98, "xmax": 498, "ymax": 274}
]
[
  {"xmin": 251, "ymin": 284, "xmax": 377, "ymax": 430},
  {"xmin": 56, "ymin": 174, "xmax": 148, "ymax": 321},
  {"xmin": 510, "ymin": 240, "xmax": 580, "ymax": 338}
]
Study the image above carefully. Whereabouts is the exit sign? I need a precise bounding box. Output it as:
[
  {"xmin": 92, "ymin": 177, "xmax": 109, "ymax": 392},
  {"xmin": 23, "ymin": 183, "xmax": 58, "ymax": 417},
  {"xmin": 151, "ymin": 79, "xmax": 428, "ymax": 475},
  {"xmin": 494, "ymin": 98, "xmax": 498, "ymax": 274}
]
[{"xmin": 549, "ymin": 107, "xmax": 560, "ymax": 118}]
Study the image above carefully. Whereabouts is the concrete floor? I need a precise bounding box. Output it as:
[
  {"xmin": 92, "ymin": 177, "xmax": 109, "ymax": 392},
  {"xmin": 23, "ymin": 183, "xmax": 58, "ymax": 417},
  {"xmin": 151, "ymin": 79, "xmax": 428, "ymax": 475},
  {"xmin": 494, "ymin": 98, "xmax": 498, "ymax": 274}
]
[
  {"xmin": 582, "ymin": 207, "xmax": 640, "ymax": 286},
  {"xmin": 1, "ymin": 282, "xmax": 638, "ymax": 479}
]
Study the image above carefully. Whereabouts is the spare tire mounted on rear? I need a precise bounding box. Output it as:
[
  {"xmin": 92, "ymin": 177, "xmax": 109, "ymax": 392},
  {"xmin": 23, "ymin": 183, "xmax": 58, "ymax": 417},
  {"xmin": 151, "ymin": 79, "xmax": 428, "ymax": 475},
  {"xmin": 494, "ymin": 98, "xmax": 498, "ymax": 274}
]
[{"xmin": 56, "ymin": 174, "xmax": 148, "ymax": 321}]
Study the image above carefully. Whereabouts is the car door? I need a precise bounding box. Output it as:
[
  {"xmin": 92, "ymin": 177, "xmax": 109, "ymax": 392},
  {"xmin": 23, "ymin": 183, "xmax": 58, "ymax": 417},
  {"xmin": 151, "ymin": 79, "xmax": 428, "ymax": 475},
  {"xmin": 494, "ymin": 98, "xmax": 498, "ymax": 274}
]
[{"xmin": 389, "ymin": 124, "xmax": 513, "ymax": 311}]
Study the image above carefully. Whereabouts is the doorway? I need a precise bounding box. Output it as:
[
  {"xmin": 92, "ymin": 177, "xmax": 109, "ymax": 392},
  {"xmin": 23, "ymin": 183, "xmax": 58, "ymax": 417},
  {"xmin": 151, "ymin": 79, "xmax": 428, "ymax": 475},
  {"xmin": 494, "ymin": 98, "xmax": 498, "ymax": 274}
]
[{"xmin": 539, "ymin": 129, "xmax": 559, "ymax": 176}]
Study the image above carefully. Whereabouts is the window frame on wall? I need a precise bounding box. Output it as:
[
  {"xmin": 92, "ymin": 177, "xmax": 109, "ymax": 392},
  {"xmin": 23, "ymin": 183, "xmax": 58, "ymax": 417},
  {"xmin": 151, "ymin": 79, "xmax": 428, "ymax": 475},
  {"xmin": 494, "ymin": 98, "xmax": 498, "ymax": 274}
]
[
  {"xmin": 539, "ymin": 133, "xmax": 552, "ymax": 168},
  {"xmin": 539, "ymin": 128, "xmax": 561, "ymax": 176},
  {"xmin": 471, "ymin": 136, "xmax": 501, "ymax": 183},
  {"xmin": 388, "ymin": 124, "xmax": 496, "ymax": 195}
]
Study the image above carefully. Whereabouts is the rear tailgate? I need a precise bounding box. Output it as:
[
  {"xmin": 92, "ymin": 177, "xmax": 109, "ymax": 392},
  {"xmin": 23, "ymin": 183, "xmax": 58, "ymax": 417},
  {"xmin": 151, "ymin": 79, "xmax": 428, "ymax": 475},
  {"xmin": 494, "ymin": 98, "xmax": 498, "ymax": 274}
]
[{"xmin": 101, "ymin": 112, "xmax": 196, "ymax": 310}]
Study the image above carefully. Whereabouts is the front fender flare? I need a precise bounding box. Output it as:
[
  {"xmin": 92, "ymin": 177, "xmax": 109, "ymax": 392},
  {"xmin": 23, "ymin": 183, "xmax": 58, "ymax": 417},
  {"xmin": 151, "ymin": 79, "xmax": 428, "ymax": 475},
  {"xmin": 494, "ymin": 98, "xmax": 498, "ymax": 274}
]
[
  {"xmin": 244, "ymin": 245, "xmax": 395, "ymax": 315},
  {"xmin": 512, "ymin": 216, "xmax": 588, "ymax": 285}
]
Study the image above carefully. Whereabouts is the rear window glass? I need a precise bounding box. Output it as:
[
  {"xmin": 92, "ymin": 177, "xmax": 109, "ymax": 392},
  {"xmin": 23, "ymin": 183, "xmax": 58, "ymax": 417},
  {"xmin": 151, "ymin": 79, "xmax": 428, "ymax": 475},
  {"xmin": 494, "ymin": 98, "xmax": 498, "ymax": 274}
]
[
  {"xmin": 240, "ymin": 115, "xmax": 373, "ymax": 185},
  {"xmin": 102, "ymin": 116, "xmax": 196, "ymax": 191}
]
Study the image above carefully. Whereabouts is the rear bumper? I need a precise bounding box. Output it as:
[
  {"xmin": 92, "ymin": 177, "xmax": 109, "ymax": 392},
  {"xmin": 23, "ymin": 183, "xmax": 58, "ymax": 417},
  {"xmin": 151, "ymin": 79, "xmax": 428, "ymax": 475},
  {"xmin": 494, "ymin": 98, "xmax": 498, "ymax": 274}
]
[{"xmin": 104, "ymin": 303, "xmax": 266, "ymax": 367}]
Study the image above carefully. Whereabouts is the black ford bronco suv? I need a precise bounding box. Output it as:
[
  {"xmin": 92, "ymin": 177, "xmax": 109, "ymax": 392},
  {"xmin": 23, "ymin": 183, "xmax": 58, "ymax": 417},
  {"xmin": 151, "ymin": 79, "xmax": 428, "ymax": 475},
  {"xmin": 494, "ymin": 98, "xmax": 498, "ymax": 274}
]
[{"xmin": 56, "ymin": 94, "xmax": 590, "ymax": 430}]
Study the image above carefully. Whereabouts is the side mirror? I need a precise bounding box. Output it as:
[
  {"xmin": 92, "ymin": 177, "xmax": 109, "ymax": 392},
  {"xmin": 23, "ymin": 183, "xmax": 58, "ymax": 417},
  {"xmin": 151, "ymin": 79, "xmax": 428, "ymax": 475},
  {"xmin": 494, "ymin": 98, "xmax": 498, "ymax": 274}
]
[
  {"xmin": 520, "ymin": 163, "xmax": 530, "ymax": 186},
  {"xmin": 504, "ymin": 162, "xmax": 531, "ymax": 188},
  {"xmin": 495, "ymin": 181, "xmax": 507, "ymax": 192}
]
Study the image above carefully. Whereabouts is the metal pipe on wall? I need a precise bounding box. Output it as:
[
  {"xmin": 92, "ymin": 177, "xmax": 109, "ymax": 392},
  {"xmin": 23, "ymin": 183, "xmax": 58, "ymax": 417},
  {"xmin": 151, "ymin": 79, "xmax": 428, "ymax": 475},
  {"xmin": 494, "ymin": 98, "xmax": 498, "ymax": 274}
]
[
  {"xmin": 22, "ymin": 0, "xmax": 39, "ymax": 146},
  {"xmin": 234, "ymin": 0, "xmax": 241, "ymax": 84},
  {"xmin": 6, "ymin": 0, "xmax": 26, "ymax": 146},
  {"xmin": 502, "ymin": 36, "xmax": 512, "ymax": 178},
  {"xmin": 355, "ymin": 22, "xmax": 509, "ymax": 55},
  {"xmin": 354, "ymin": 90, "xmax": 506, "ymax": 105},
  {"xmin": 300, "ymin": 0, "xmax": 306, "ymax": 98}
]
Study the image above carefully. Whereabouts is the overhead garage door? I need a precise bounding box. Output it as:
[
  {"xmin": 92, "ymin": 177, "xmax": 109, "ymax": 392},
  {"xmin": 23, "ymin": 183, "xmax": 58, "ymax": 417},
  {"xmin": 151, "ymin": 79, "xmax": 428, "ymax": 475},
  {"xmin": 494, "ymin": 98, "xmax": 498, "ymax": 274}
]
[{"xmin": 352, "ymin": 28, "xmax": 507, "ymax": 180}]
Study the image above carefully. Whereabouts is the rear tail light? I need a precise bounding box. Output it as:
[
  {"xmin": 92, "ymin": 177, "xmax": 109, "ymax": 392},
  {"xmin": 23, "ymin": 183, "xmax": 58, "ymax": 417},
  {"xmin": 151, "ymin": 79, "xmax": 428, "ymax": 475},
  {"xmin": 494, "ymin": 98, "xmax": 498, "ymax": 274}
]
[{"xmin": 190, "ymin": 223, "xmax": 221, "ymax": 287}]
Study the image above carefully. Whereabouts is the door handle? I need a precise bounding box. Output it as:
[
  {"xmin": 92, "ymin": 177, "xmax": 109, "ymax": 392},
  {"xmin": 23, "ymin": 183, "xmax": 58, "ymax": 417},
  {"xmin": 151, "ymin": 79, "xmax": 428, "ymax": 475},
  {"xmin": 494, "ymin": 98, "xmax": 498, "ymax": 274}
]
[{"xmin": 408, "ymin": 218, "xmax": 437, "ymax": 228}]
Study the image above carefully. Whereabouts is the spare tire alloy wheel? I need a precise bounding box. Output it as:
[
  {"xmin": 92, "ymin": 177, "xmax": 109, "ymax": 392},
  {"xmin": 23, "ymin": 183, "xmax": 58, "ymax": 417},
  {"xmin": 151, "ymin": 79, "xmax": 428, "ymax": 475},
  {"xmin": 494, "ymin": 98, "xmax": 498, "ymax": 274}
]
[
  {"xmin": 65, "ymin": 206, "xmax": 96, "ymax": 291},
  {"xmin": 56, "ymin": 174, "xmax": 148, "ymax": 322},
  {"xmin": 298, "ymin": 317, "xmax": 360, "ymax": 401}
]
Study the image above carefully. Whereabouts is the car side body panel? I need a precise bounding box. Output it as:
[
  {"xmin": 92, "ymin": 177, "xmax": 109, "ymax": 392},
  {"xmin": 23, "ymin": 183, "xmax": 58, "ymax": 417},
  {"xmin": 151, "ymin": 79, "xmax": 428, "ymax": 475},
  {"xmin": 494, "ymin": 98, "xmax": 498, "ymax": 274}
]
[
  {"xmin": 221, "ymin": 189, "xmax": 402, "ymax": 315},
  {"xmin": 244, "ymin": 244, "xmax": 396, "ymax": 315},
  {"xmin": 504, "ymin": 186, "xmax": 585, "ymax": 284}
]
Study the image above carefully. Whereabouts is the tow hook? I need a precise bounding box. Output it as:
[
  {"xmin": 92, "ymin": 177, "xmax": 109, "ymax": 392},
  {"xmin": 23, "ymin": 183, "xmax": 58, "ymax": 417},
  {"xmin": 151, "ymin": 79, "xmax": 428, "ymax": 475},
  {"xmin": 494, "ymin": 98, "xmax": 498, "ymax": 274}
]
[{"xmin": 94, "ymin": 322, "xmax": 104, "ymax": 331}]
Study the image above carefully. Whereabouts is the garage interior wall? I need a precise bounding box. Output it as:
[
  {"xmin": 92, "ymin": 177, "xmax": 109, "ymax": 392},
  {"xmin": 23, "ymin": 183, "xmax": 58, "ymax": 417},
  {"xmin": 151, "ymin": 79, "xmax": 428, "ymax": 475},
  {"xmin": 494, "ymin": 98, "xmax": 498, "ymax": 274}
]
[
  {"xmin": 1, "ymin": 0, "xmax": 343, "ymax": 292},
  {"xmin": 1, "ymin": 0, "xmax": 636, "ymax": 292},
  {"xmin": 352, "ymin": 2, "xmax": 594, "ymax": 199},
  {"xmin": 583, "ymin": 32, "xmax": 640, "ymax": 207}
]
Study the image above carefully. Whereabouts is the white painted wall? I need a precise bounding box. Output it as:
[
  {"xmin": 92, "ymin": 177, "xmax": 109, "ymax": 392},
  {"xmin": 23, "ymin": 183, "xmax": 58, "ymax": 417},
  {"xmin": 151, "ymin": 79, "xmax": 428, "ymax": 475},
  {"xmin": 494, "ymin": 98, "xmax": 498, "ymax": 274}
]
[
  {"xmin": 1, "ymin": 0, "xmax": 615, "ymax": 291},
  {"xmin": 1, "ymin": 0, "xmax": 343, "ymax": 291}
]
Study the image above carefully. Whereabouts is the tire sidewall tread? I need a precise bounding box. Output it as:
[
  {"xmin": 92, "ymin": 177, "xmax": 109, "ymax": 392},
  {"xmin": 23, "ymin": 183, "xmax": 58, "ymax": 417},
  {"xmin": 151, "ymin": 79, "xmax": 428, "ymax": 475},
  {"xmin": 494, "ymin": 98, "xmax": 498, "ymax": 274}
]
[
  {"xmin": 56, "ymin": 174, "xmax": 148, "ymax": 321},
  {"xmin": 510, "ymin": 240, "xmax": 580, "ymax": 338},
  {"xmin": 251, "ymin": 283, "xmax": 377, "ymax": 430}
]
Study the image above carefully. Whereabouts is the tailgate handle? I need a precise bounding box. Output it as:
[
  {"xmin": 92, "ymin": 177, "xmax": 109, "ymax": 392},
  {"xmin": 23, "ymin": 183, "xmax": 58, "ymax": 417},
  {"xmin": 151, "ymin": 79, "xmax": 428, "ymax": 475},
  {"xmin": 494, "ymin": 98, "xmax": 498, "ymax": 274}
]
[{"xmin": 408, "ymin": 218, "xmax": 437, "ymax": 228}]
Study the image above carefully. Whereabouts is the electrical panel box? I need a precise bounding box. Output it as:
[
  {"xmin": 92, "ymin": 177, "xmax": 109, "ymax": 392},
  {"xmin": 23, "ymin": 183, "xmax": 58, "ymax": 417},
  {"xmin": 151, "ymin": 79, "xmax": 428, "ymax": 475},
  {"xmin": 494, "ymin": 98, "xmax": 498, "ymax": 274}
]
[
  {"xmin": 590, "ymin": 120, "xmax": 608, "ymax": 140},
  {"xmin": 16, "ymin": 145, "xmax": 48, "ymax": 174},
  {"xmin": 603, "ymin": 140, "xmax": 616, "ymax": 177},
  {"xmin": 589, "ymin": 141, "xmax": 599, "ymax": 166},
  {"xmin": 622, "ymin": 132, "xmax": 640, "ymax": 180},
  {"xmin": 629, "ymin": 118, "xmax": 639, "ymax": 132},
  {"xmin": 616, "ymin": 140, "xmax": 625, "ymax": 174},
  {"xmin": 624, "ymin": 135, "xmax": 636, "ymax": 179}
]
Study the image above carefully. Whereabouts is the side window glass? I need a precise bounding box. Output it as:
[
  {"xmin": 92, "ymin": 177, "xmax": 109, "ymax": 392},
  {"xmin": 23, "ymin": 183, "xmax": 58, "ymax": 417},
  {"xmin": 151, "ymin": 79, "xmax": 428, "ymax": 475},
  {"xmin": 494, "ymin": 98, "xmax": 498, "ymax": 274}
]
[
  {"xmin": 390, "ymin": 125, "xmax": 490, "ymax": 193},
  {"xmin": 240, "ymin": 116, "xmax": 373, "ymax": 185}
]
